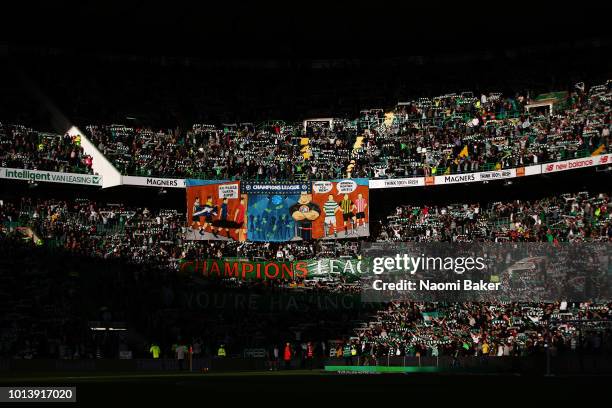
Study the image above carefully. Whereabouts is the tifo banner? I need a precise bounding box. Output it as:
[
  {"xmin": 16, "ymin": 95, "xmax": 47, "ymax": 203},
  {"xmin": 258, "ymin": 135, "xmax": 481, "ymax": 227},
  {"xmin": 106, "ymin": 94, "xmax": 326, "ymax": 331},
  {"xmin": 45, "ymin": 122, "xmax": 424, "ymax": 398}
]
[
  {"xmin": 243, "ymin": 181, "xmax": 310, "ymax": 242},
  {"xmin": 311, "ymin": 178, "xmax": 369, "ymax": 239},
  {"xmin": 186, "ymin": 179, "xmax": 369, "ymax": 242},
  {"xmin": 122, "ymin": 175, "xmax": 186, "ymax": 188},
  {"xmin": 185, "ymin": 180, "xmax": 247, "ymax": 241},
  {"xmin": 179, "ymin": 258, "xmax": 309, "ymax": 281},
  {"xmin": 0, "ymin": 167, "xmax": 102, "ymax": 186}
]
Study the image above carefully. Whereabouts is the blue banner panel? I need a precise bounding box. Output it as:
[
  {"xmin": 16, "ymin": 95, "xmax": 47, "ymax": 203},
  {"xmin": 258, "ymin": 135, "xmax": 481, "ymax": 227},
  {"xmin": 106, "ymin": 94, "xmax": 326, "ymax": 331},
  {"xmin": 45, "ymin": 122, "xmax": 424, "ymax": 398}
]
[{"xmin": 243, "ymin": 182, "xmax": 311, "ymax": 242}]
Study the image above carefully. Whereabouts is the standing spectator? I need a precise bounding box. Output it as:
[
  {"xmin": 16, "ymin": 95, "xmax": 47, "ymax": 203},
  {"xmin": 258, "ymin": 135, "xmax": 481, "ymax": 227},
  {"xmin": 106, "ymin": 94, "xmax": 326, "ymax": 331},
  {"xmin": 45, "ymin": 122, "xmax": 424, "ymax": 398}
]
[
  {"xmin": 496, "ymin": 343, "xmax": 504, "ymax": 357},
  {"xmin": 273, "ymin": 345, "xmax": 280, "ymax": 371},
  {"xmin": 267, "ymin": 345, "xmax": 279, "ymax": 371},
  {"xmin": 149, "ymin": 343, "xmax": 161, "ymax": 359},
  {"xmin": 176, "ymin": 343, "xmax": 187, "ymax": 370},
  {"xmin": 283, "ymin": 342, "xmax": 292, "ymax": 369},
  {"xmin": 306, "ymin": 342, "xmax": 315, "ymax": 370},
  {"xmin": 192, "ymin": 338, "xmax": 202, "ymax": 358},
  {"xmin": 300, "ymin": 342, "xmax": 307, "ymax": 368},
  {"xmin": 343, "ymin": 342, "xmax": 353, "ymax": 365}
]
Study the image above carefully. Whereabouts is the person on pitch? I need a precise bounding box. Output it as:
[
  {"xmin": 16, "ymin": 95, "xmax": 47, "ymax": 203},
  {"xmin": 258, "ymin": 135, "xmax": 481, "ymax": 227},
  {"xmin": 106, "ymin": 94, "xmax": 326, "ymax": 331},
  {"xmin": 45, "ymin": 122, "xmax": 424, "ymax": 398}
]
[
  {"xmin": 306, "ymin": 341, "xmax": 315, "ymax": 370},
  {"xmin": 149, "ymin": 343, "xmax": 161, "ymax": 359},
  {"xmin": 283, "ymin": 342, "xmax": 293, "ymax": 370}
]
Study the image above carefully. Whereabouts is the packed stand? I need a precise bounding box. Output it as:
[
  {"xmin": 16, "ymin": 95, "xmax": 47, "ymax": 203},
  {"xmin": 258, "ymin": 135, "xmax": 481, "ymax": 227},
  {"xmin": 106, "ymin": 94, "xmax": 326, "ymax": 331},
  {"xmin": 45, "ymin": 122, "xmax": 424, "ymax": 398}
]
[
  {"xmin": 351, "ymin": 301, "xmax": 612, "ymax": 359},
  {"xmin": 1, "ymin": 190, "xmax": 610, "ymax": 287},
  {"xmin": 2, "ymin": 189, "xmax": 612, "ymax": 360},
  {"xmin": 378, "ymin": 191, "xmax": 612, "ymax": 243},
  {"xmin": 353, "ymin": 82, "xmax": 611, "ymax": 178},
  {"xmin": 352, "ymin": 190, "xmax": 612, "ymax": 360},
  {"xmin": 0, "ymin": 224, "xmax": 363, "ymax": 359},
  {"xmin": 86, "ymin": 121, "xmax": 353, "ymax": 180},
  {"xmin": 83, "ymin": 81, "xmax": 611, "ymax": 180},
  {"xmin": 1, "ymin": 197, "xmax": 360, "ymax": 274},
  {"xmin": 0, "ymin": 123, "xmax": 94, "ymax": 174}
]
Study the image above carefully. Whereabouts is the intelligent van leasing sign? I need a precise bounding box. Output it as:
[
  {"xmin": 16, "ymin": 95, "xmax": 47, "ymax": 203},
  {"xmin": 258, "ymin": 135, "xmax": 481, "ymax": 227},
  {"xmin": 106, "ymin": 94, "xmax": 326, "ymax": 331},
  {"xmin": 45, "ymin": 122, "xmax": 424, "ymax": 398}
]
[{"xmin": 0, "ymin": 167, "xmax": 102, "ymax": 186}]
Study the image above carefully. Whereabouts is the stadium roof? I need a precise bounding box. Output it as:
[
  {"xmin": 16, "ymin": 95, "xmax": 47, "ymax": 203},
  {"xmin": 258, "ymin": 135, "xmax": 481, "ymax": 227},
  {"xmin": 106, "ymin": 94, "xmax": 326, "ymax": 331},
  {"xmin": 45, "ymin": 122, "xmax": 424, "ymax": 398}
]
[{"xmin": 4, "ymin": 1, "xmax": 611, "ymax": 59}]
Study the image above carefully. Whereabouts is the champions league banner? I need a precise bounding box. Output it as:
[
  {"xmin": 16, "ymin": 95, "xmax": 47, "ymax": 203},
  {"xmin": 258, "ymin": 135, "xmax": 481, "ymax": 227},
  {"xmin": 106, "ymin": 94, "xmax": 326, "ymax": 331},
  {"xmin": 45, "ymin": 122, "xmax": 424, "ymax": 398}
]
[
  {"xmin": 311, "ymin": 178, "xmax": 369, "ymax": 239},
  {"xmin": 179, "ymin": 258, "xmax": 369, "ymax": 281},
  {"xmin": 242, "ymin": 181, "xmax": 310, "ymax": 242}
]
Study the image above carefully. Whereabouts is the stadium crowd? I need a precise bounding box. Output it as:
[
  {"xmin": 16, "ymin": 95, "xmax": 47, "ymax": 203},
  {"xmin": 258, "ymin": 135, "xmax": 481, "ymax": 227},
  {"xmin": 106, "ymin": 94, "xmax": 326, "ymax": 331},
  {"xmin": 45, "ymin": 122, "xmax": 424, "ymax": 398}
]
[
  {"xmin": 1, "ymin": 81, "xmax": 609, "ymax": 181},
  {"xmin": 0, "ymin": 225, "xmax": 362, "ymax": 360},
  {"xmin": 354, "ymin": 82, "xmax": 611, "ymax": 178},
  {"xmin": 1, "ymin": 188, "xmax": 611, "ymax": 360},
  {"xmin": 351, "ymin": 301, "xmax": 612, "ymax": 360},
  {"xmin": 0, "ymin": 124, "xmax": 94, "ymax": 174},
  {"xmin": 2, "ymin": 190, "xmax": 609, "ymax": 277},
  {"xmin": 81, "ymin": 81, "xmax": 611, "ymax": 180},
  {"xmin": 379, "ymin": 191, "xmax": 612, "ymax": 243},
  {"xmin": 1, "ymin": 80, "xmax": 611, "ymax": 363}
]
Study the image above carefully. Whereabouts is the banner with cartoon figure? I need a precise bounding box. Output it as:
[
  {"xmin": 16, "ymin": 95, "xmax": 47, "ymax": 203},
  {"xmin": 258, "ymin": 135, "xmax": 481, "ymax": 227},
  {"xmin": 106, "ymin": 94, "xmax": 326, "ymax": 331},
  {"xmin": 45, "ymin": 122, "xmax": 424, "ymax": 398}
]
[
  {"xmin": 242, "ymin": 181, "xmax": 312, "ymax": 242},
  {"xmin": 186, "ymin": 180, "xmax": 247, "ymax": 241},
  {"xmin": 186, "ymin": 179, "xmax": 367, "ymax": 242},
  {"xmin": 311, "ymin": 178, "xmax": 369, "ymax": 239}
]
